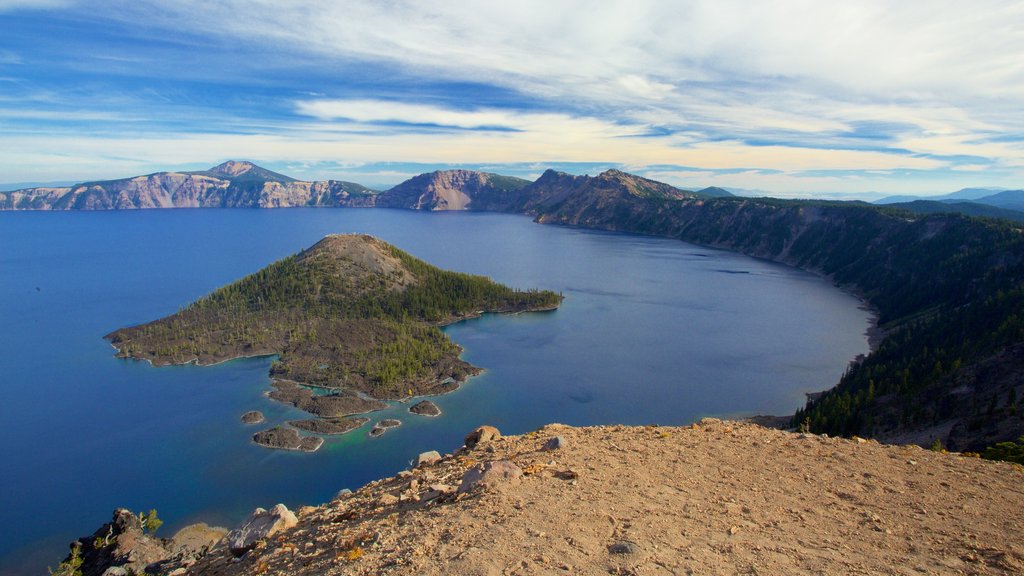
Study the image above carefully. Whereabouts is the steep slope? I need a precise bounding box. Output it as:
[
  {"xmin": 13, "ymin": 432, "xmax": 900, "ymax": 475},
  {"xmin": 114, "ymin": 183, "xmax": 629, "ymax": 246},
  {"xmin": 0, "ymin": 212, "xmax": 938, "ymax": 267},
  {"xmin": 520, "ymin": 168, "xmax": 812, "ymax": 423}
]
[
  {"xmin": 76, "ymin": 420, "xmax": 1024, "ymax": 575},
  {"xmin": 525, "ymin": 187, "xmax": 1024, "ymax": 450},
  {"xmin": 376, "ymin": 169, "xmax": 531, "ymax": 210},
  {"xmin": 106, "ymin": 234, "xmax": 561, "ymax": 426},
  {"xmin": 0, "ymin": 161, "xmax": 378, "ymax": 210}
]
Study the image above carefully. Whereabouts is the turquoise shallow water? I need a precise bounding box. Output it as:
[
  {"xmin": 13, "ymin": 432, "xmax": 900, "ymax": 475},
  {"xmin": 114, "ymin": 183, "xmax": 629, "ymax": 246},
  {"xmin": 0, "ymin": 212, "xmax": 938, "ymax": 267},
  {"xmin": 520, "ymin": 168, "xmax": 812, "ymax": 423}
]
[{"xmin": 0, "ymin": 208, "xmax": 870, "ymax": 574}]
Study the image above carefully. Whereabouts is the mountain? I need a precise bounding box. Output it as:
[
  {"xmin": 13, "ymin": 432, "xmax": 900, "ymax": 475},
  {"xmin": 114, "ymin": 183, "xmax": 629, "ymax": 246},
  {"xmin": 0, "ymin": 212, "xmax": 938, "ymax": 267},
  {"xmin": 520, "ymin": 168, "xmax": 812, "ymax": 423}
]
[
  {"xmin": 106, "ymin": 234, "xmax": 561, "ymax": 446},
  {"xmin": 972, "ymin": 189, "xmax": 1024, "ymax": 212},
  {"xmin": 376, "ymin": 169, "xmax": 531, "ymax": 210},
  {"xmin": 882, "ymin": 199, "xmax": 1024, "ymax": 222},
  {"xmin": 695, "ymin": 185, "xmax": 734, "ymax": 198},
  {"xmin": 0, "ymin": 161, "xmax": 378, "ymax": 210},
  {"xmin": 875, "ymin": 187, "xmax": 1009, "ymax": 205}
]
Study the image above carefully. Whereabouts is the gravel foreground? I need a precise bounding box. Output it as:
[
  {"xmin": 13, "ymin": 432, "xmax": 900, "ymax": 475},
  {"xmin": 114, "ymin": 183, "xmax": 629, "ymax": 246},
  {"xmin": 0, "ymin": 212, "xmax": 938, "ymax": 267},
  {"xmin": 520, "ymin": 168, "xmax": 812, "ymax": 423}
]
[{"xmin": 191, "ymin": 420, "xmax": 1024, "ymax": 575}]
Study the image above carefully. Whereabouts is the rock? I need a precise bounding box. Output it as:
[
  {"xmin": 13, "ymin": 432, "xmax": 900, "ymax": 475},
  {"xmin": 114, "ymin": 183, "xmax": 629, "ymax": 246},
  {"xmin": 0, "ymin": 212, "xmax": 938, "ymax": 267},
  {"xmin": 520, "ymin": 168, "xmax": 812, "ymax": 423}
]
[
  {"xmin": 608, "ymin": 541, "xmax": 639, "ymax": 555},
  {"xmin": 369, "ymin": 418, "xmax": 402, "ymax": 437},
  {"xmin": 288, "ymin": 417, "xmax": 368, "ymax": 435},
  {"xmin": 269, "ymin": 380, "xmax": 387, "ymax": 418},
  {"xmin": 409, "ymin": 400, "xmax": 442, "ymax": 416},
  {"xmin": 464, "ymin": 425, "xmax": 501, "ymax": 449},
  {"xmin": 169, "ymin": 523, "xmax": 228, "ymax": 556},
  {"xmin": 252, "ymin": 426, "xmax": 323, "ymax": 452},
  {"xmin": 240, "ymin": 410, "xmax": 264, "ymax": 424},
  {"xmin": 335, "ymin": 488, "xmax": 353, "ymax": 499},
  {"xmin": 63, "ymin": 508, "xmax": 172, "ymax": 576},
  {"xmin": 458, "ymin": 460, "xmax": 523, "ymax": 493},
  {"xmin": 226, "ymin": 504, "xmax": 298, "ymax": 556},
  {"xmin": 414, "ymin": 450, "xmax": 442, "ymax": 468},
  {"xmin": 543, "ymin": 436, "xmax": 566, "ymax": 451}
]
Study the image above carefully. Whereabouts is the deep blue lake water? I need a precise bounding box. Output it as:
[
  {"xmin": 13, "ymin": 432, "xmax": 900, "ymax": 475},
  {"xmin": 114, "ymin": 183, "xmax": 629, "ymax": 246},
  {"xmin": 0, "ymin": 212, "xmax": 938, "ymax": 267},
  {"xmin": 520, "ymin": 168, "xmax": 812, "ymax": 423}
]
[{"xmin": 0, "ymin": 208, "xmax": 870, "ymax": 574}]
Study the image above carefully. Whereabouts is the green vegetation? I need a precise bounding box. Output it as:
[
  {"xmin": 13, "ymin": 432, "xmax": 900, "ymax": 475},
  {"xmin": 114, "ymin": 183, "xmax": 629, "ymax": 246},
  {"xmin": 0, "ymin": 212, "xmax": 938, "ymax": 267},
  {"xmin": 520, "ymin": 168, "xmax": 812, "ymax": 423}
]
[
  {"xmin": 981, "ymin": 436, "xmax": 1024, "ymax": 464},
  {"xmin": 139, "ymin": 509, "xmax": 163, "ymax": 534},
  {"xmin": 108, "ymin": 235, "xmax": 561, "ymax": 401},
  {"xmin": 48, "ymin": 543, "xmax": 82, "ymax": 576}
]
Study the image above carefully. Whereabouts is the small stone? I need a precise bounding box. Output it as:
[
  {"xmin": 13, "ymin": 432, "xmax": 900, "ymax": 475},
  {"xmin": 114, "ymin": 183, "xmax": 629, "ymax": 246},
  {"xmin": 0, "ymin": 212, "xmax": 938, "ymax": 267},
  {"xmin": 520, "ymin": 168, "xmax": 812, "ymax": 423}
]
[
  {"xmin": 608, "ymin": 541, "xmax": 638, "ymax": 555},
  {"xmin": 728, "ymin": 525, "xmax": 740, "ymax": 535},
  {"xmin": 378, "ymin": 493, "xmax": 399, "ymax": 507},
  {"xmin": 414, "ymin": 450, "xmax": 442, "ymax": 468},
  {"xmin": 464, "ymin": 425, "xmax": 501, "ymax": 449},
  {"xmin": 543, "ymin": 436, "xmax": 567, "ymax": 451}
]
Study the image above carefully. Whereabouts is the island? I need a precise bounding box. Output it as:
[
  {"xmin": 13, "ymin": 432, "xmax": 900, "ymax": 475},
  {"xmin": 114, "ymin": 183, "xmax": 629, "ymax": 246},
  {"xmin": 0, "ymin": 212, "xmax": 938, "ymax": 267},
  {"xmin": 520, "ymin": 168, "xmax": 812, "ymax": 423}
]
[{"xmin": 106, "ymin": 234, "xmax": 562, "ymax": 450}]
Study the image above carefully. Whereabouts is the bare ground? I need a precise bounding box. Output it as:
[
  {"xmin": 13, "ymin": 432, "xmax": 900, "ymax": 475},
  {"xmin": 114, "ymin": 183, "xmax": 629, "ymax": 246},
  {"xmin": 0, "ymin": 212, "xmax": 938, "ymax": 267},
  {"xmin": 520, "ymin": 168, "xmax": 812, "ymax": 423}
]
[{"xmin": 190, "ymin": 420, "xmax": 1024, "ymax": 575}]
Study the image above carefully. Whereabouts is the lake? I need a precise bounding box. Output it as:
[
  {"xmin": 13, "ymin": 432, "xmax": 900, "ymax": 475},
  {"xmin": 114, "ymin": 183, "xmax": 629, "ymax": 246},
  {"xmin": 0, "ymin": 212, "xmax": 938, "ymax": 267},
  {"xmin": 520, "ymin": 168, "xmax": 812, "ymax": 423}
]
[{"xmin": 0, "ymin": 208, "xmax": 870, "ymax": 574}]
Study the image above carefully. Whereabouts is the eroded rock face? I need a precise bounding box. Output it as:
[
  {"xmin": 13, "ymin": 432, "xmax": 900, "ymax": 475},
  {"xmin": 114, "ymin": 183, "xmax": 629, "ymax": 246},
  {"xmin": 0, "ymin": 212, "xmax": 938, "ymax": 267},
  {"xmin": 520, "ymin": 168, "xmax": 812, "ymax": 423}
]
[{"xmin": 226, "ymin": 504, "xmax": 298, "ymax": 556}]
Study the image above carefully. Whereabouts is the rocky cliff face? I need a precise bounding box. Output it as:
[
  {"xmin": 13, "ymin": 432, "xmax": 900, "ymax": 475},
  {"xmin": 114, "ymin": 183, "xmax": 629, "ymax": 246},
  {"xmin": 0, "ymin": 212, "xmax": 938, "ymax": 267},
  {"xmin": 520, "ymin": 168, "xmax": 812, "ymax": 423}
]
[
  {"xmin": 0, "ymin": 161, "xmax": 378, "ymax": 210},
  {"xmin": 375, "ymin": 169, "xmax": 531, "ymax": 211}
]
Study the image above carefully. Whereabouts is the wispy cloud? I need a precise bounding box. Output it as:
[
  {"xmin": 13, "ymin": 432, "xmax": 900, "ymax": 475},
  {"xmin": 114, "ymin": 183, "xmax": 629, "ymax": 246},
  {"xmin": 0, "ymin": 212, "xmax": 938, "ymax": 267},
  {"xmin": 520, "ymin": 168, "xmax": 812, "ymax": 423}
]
[{"xmin": 2, "ymin": 0, "xmax": 1023, "ymax": 195}]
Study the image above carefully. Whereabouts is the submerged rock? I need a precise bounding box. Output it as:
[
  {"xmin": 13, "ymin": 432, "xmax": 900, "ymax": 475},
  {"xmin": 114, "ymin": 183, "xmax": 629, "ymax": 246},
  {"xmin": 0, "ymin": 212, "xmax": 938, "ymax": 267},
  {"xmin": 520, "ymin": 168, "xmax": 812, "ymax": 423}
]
[
  {"xmin": 252, "ymin": 427, "xmax": 323, "ymax": 452},
  {"xmin": 409, "ymin": 400, "xmax": 442, "ymax": 417}
]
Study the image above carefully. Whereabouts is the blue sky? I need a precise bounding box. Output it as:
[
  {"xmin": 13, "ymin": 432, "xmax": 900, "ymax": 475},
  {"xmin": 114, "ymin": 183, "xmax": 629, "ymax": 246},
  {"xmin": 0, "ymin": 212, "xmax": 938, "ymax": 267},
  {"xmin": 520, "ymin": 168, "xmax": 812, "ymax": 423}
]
[{"xmin": 1, "ymin": 1, "xmax": 1023, "ymax": 197}]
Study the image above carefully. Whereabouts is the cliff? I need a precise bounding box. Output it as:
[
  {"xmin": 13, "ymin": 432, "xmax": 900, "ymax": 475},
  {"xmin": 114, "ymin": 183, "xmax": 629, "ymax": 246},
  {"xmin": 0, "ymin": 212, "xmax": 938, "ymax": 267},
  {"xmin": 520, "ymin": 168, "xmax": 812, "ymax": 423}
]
[{"xmin": 59, "ymin": 420, "xmax": 1024, "ymax": 575}]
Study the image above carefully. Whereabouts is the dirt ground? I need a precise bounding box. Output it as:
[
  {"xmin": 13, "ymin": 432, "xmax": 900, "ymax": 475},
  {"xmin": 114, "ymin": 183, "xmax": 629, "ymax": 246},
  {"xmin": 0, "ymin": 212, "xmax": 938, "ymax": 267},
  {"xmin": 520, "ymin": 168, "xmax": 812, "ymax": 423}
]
[{"xmin": 190, "ymin": 419, "xmax": 1024, "ymax": 575}]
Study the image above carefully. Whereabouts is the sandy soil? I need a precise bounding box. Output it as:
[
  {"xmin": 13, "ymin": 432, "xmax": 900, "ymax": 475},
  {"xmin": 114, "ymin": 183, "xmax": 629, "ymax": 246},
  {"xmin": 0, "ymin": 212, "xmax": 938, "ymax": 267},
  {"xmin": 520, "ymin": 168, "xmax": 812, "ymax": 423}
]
[{"xmin": 190, "ymin": 419, "xmax": 1024, "ymax": 575}]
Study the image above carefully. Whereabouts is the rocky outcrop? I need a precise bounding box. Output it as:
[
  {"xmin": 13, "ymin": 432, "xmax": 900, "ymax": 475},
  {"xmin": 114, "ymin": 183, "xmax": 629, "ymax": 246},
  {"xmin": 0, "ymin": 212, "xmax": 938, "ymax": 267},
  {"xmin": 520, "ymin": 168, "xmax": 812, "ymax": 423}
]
[
  {"xmin": 409, "ymin": 399, "xmax": 442, "ymax": 416},
  {"xmin": 57, "ymin": 509, "xmax": 226, "ymax": 576},
  {"xmin": 268, "ymin": 380, "xmax": 387, "ymax": 418},
  {"xmin": 368, "ymin": 419, "xmax": 402, "ymax": 437},
  {"xmin": 288, "ymin": 417, "xmax": 368, "ymax": 434},
  {"xmin": 252, "ymin": 427, "xmax": 323, "ymax": 452},
  {"xmin": 240, "ymin": 411, "xmax": 264, "ymax": 424}
]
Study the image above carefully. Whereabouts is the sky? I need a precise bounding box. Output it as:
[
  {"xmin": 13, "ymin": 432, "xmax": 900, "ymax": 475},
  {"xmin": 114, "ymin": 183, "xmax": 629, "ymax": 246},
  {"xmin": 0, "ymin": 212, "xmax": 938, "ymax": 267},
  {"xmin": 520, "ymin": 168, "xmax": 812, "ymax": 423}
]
[{"xmin": 1, "ymin": 1, "xmax": 1023, "ymax": 197}]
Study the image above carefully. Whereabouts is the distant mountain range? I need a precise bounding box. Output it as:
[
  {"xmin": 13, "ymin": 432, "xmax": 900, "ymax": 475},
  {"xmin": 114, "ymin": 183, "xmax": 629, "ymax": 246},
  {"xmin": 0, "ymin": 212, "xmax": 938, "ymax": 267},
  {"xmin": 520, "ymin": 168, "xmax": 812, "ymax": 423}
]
[
  {"xmin": 874, "ymin": 187, "xmax": 1024, "ymax": 220},
  {"xmin": 0, "ymin": 160, "xmax": 729, "ymax": 211}
]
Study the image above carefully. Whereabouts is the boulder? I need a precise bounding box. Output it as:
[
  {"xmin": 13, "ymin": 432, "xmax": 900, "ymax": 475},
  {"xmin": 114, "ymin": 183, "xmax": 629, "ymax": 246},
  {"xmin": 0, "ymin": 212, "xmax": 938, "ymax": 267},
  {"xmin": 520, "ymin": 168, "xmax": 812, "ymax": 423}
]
[
  {"xmin": 464, "ymin": 425, "xmax": 501, "ymax": 449},
  {"xmin": 414, "ymin": 450, "xmax": 442, "ymax": 468},
  {"xmin": 458, "ymin": 460, "xmax": 523, "ymax": 493},
  {"xmin": 543, "ymin": 436, "xmax": 566, "ymax": 451},
  {"xmin": 226, "ymin": 504, "xmax": 298, "ymax": 556}
]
